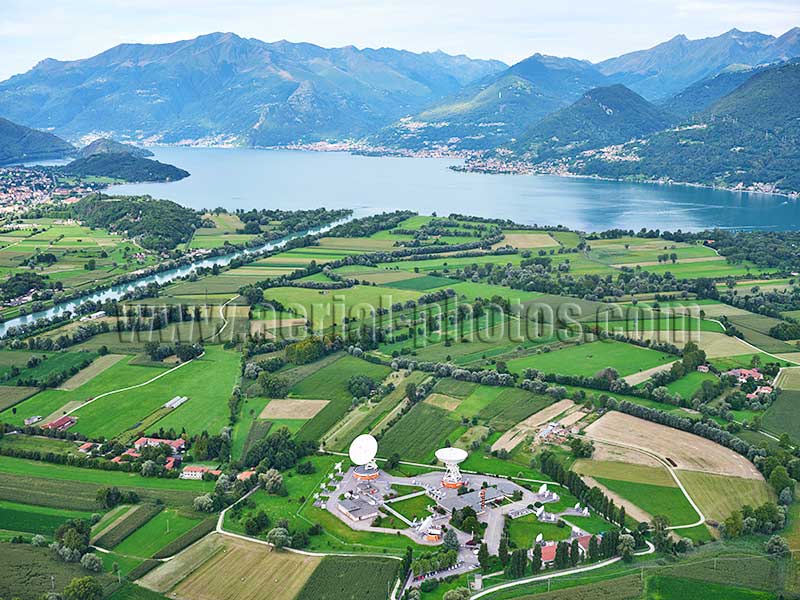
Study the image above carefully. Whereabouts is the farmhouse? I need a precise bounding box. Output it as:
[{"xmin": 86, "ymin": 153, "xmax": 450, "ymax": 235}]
[
  {"xmin": 725, "ymin": 368, "xmax": 764, "ymax": 384},
  {"xmin": 134, "ymin": 436, "xmax": 186, "ymax": 454},
  {"xmin": 747, "ymin": 385, "xmax": 774, "ymax": 399},
  {"xmin": 337, "ymin": 498, "xmax": 379, "ymax": 521},
  {"xmin": 180, "ymin": 465, "xmax": 221, "ymax": 480},
  {"xmin": 111, "ymin": 448, "xmax": 141, "ymax": 463},
  {"xmin": 237, "ymin": 470, "xmax": 257, "ymax": 481},
  {"xmin": 77, "ymin": 442, "xmax": 95, "ymax": 453},
  {"xmin": 44, "ymin": 415, "xmax": 77, "ymax": 431}
]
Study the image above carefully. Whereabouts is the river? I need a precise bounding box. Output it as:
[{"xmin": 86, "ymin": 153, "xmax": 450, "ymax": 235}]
[
  {"xmin": 0, "ymin": 220, "xmax": 342, "ymax": 338},
  {"xmin": 108, "ymin": 146, "xmax": 800, "ymax": 232},
  {"xmin": 5, "ymin": 146, "xmax": 798, "ymax": 337}
]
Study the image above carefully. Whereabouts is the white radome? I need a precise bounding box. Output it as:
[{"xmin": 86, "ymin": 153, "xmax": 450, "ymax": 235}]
[
  {"xmin": 435, "ymin": 447, "xmax": 468, "ymax": 464},
  {"xmin": 349, "ymin": 434, "xmax": 378, "ymax": 466}
]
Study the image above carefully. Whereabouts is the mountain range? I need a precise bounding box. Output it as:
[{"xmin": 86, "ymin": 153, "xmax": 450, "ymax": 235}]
[
  {"xmin": 0, "ymin": 28, "xmax": 799, "ymax": 192},
  {"xmin": 0, "ymin": 32, "xmax": 505, "ymax": 146},
  {"xmin": 533, "ymin": 60, "xmax": 800, "ymax": 194},
  {"xmin": 597, "ymin": 27, "xmax": 800, "ymax": 99}
]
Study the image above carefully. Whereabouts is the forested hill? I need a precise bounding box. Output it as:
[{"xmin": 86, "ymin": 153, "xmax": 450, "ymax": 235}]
[
  {"xmin": 0, "ymin": 117, "xmax": 74, "ymax": 165},
  {"xmin": 560, "ymin": 60, "xmax": 800, "ymax": 194},
  {"xmin": 71, "ymin": 194, "xmax": 201, "ymax": 251},
  {"xmin": 511, "ymin": 85, "xmax": 672, "ymax": 161},
  {"xmin": 370, "ymin": 54, "xmax": 610, "ymax": 152},
  {"xmin": 61, "ymin": 153, "xmax": 189, "ymax": 182},
  {"xmin": 77, "ymin": 138, "xmax": 153, "ymax": 159},
  {"xmin": 660, "ymin": 65, "xmax": 765, "ymax": 120}
]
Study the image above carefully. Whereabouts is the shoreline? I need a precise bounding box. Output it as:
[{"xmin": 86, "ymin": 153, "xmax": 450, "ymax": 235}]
[{"xmin": 137, "ymin": 140, "xmax": 800, "ymax": 201}]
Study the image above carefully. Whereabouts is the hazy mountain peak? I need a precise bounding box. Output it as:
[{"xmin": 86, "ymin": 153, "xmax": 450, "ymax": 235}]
[
  {"xmin": 0, "ymin": 33, "xmax": 507, "ymax": 145},
  {"xmin": 598, "ymin": 27, "xmax": 799, "ymax": 100}
]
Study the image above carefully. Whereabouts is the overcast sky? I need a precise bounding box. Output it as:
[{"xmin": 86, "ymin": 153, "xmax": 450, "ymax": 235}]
[{"xmin": 0, "ymin": 0, "xmax": 797, "ymax": 80}]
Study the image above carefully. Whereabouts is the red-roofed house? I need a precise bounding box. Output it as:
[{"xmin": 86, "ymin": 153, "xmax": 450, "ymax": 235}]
[
  {"xmin": 576, "ymin": 535, "xmax": 595, "ymax": 555},
  {"xmin": 44, "ymin": 415, "xmax": 77, "ymax": 431},
  {"xmin": 78, "ymin": 442, "xmax": 95, "ymax": 453},
  {"xmin": 747, "ymin": 386, "xmax": 774, "ymax": 400},
  {"xmin": 111, "ymin": 449, "xmax": 141, "ymax": 463},
  {"xmin": 237, "ymin": 470, "xmax": 257, "ymax": 481},
  {"xmin": 134, "ymin": 437, "xmax": 186, "ymax": 454},
  {"xmin": 164, "ymin": 457, "xmax": 177, "ymax": 470},
  {"xmin": 725, "ymin": 368, "xmax": 764, "ymax": 384},
  {"xmin": 538, "ymin": 542, "xmax": 558, "ymax": 565}
]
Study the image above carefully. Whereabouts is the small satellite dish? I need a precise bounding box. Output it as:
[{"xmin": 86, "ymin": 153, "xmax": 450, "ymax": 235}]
[
  {"xmin": 349, "ymin": 434, "xmax": 378, "ymax": 466},
  {"xmin": 435, "ymin": 447, "xmax": 468, "ymax": 464},
  {"xmin": 535, "ymin": 533, "xmax": 543, "ymax": 543},
  {"xmin": 538, "ymin": 483, "xmax": 548, "ymax": 494},
  {"xmin": 574, "ymin": 502, "xmax": 580, "ymax": 510}
]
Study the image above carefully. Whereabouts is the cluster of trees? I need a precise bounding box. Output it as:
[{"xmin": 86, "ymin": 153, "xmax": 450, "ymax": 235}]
[
  {"xmin": 143, "ymin": 341, "xmax": 204, "ymax": 362},
  {"xmin": 410, "ymin": 548, "xmax": 458, "ymax": 577},
  {"xmin": 539, "ymin": 451, "xmax": 627, "ymax": 528},
  {"xmin": 3, "ymin": 352, "xmax": 95, "ymax": 389},
  {"xmin": 285, "ymin": 336, "xmax": 339, "ymax": 365},
  {"xmin": 0, "ymin": 272, "xmax": 48, "ymax": 300},
  {"xmin": 71, "ymin": 193, "xmax": 201, "ymax": 250},
  {"xmin": 326, "ymin": 210, "xmax": 415, "ymax": 237},
  {"xmin": 722, "ymin": 502, "xmax": 787, "ymax": 538},
  {"xmin": 96, "ymin": 486, "xmax": 140, "ymax": 509},
  {"xmin": 231, "ymin": 207, "xmax": 351, "ymax": 239},
  {"xmin": 242, "ymin": 427, "xmax": 316, "ymax": 470}
]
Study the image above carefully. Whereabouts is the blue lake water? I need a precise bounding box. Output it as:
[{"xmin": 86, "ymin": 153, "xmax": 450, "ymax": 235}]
[{"xmin": 108, "ymin": 146, "xmax": 800, "ymax": 231}]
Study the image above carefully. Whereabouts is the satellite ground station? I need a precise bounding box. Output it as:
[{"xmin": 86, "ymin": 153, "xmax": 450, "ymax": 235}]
[
  {"xmin": 435, "ymin": 447, "xmax": 468, "ymax": 488},
  {"xmin": 349, "ymin": 434, "xmax": 380, "ymax": 481}
]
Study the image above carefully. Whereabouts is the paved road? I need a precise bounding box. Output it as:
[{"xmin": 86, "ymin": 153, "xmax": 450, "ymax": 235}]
[{"xmin": 471, "ymin": 541, "xmax": 655, "ymax": 599}]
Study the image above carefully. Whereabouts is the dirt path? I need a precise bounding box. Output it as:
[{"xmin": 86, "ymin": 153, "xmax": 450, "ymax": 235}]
[
  {"xmin": 622, "ymin": 360, "xmax": 678, "ymax": 386},
  {"xmin": 58, "ymin": 354, "xmax": 126, "ymax": 390}
]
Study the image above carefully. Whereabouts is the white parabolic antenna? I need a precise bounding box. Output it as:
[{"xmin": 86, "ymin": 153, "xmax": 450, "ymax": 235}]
[
  {"xmin": 349, "ymin": 434, "xmax": 378, "ymax": 467},
  {"xmin": 436, "ymin": 447, "xmax": 468, "ymax": 487},
  {"xmin": 435, "ymin": 447, "xmax": 468, "ymax": 464}
]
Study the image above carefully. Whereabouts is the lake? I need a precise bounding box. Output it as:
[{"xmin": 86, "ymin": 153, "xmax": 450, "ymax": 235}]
[{"xmin": 108, "ymin": 146, "xmax": 800, "ymax": 231}]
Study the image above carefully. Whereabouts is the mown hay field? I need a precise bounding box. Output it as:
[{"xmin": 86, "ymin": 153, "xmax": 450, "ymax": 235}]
[{"xmin": 172, "ymin": 536, "xmax": 320, "ymax": 600}]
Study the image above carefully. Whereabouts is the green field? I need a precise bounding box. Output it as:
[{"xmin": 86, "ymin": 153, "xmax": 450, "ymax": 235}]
[
  {"xmin": 377, "ymin": 402, "xmax": 461, "ymax": 462},
  {"xmin": 0, "ymin": 455, "xmax": 211, "ymax": 496},
  {"xmin": 0, "ymin": 500, "xmax": 93, "ymax": 536},
  {"xmin": 296, "ymin": 556, "xmax": 399, "ymax": 600},
  {"xmin": 762, "ymin": 389, "xmax": 800, "ymax": 440},
  {"xmin": 644, "ymin": 576, "xmax": 775, "ymax": 599},
  {"xmin": 0, "ymin": 542, "xmax": 116, "ymax": 600},
  {"xmin": 57, "ymin": 346, "xmax": 238, "ymax": 438},
  {"xmin": 508, "ymin": 513, "xmax": 574, "ymax": 549},
  {"xmin": 507, "ymin": 340, "xmax": 675, "ymax": 378},
  {"xmin": 594, "ymin": 477, "xmax": 701, "ymax": 526},
  {"xmin": 292, "ymin": 354, "xmax": 390, "ymax": 442},
  {"xmin": 664, "ymin": 371, "xmax": 719, "ymax": 399},
  {"xmin": 261, "ymin": 285, "xmax": 422, "ymax": 329},
  {"xmin": 113, "ymin": 508, "xmax": 203, "ymax": 558},
  {"xmin": 678, "ymin": 471, "xmax": 773, "ymax": 523}
]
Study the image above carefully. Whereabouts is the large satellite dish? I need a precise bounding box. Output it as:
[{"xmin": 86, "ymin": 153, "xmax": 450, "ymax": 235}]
[
  {"xmin": 349, "ymin": 434, "xmax": 378, "ymax": 466},
  {"xmin": 435, "ymin": 447, "xmax": 468, "ymax": 464},
  {"xmin": 436, "ymin": 447, "xmax": 468, "ymax": 488}
]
